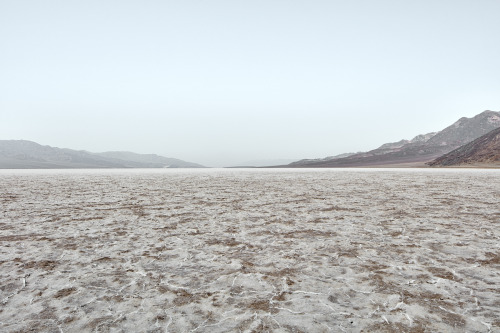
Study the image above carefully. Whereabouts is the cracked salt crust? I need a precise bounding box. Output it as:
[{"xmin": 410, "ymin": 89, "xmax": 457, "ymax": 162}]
[{"xmin": 0, "ymin": 168, "xmax": 499, "ymax": 332}]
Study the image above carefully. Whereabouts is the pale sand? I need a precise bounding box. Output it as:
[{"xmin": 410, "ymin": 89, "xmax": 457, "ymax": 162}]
[{"xmin": 0, "ymin": 168, "xmax": 499, "ymax": 332}]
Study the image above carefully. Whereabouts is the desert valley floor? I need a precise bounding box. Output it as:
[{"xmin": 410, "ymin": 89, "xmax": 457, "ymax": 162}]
[{"xmin": 0, "ymin": 168, "xmax": 499, "ymax": 332}]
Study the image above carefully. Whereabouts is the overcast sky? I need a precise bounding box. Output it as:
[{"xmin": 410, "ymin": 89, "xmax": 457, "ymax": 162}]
[{"xmin": 1, "ymin": 1, "xmax": 499, "ymax": 167}]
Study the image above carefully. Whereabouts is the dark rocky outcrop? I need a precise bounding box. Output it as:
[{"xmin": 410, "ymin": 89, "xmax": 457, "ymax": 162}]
[{"xmin": 428, "ymin": 127, "xmax": 500, "ymax": 166}]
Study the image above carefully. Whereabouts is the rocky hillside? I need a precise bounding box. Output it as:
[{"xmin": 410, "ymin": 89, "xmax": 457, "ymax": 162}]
[
  {"xmin": 377, "ymin": 132, "xmax": 436, "ymax": 150},
  {"xmin": 428, "ymin": 127, "xmax": 500, "ymax": 166},
  {"xmin": 286, "ymin": 110, "xmax": 500, "ymax": 167},
  {"xmin": 0, "ymin": 140, "xmax": 204, "ymax": 169}
]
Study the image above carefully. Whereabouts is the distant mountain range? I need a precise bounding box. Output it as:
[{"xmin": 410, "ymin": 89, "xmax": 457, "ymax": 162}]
[
  {"xmin": 285, "ymin": 110, "xmax": 500, "ymax": 168},
  {"xmin": 427, "ymin": 127, "xmax": 500, "ymax": 167},
  {"xmin": 4, "ymin": 110, "xmax": 499, "ymax": 169},
  {"xmin": 0, "ymin": 140, "xmax": 204, "ymax": 169}
]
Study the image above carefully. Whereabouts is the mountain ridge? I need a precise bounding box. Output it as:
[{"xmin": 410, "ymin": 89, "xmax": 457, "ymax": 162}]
[
  {"xmin": 0, "ymin": 140, "xmax": 204, "ymax": 169},
  {"xmin": 282, "ymin": 110, "xmax": 500, "ymax": 168}
]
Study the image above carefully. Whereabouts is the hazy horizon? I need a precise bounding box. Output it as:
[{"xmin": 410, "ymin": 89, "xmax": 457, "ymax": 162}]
[{"xmin": 1, "ymin": 1, "xmax": 500, "ymax": 167}]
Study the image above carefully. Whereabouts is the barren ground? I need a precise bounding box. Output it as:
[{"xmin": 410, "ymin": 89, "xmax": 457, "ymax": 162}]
[{"xmin": 0, "ymin": 169, "xmax": 499, "ymax": 332}]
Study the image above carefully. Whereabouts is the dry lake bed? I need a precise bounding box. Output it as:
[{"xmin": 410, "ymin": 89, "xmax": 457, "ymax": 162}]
[{"xmin": 0, "ymin": 168, "xmax": 499, "ymax": 332}]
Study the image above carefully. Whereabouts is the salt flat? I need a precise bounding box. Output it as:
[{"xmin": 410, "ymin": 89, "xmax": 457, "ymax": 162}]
[{"xmin": 0, "ymin": 169, "xmax": 499, "ymax": 332}]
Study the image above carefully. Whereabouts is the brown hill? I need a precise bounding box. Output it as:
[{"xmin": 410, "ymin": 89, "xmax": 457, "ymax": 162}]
[
  {"xmin": 427, "ymin": 127, "xmax": 500, "ymax": 167},
  {"xmin": 286, "ymin": 110, "xmax": 500, "ymax": 168}
]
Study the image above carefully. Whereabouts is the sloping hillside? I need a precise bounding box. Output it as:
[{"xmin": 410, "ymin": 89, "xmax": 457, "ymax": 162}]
[
  {"xmin": 0, "ymin": 140, "xmax": 204, "ymax": 168},
  {"xmin": 286, "ymin": 110, "xmax": 500, "ymax": 168},
  {"xmin": 428, "ymin": 127, "xmax": 500, "ymax": 166},
  {"xmin": 96, "ymin": 151, "xmax": 203, "ymax": 168}
]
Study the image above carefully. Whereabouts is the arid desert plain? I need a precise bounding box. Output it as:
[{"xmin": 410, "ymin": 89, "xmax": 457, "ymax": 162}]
[{"xmin": 1, "ymin": 169, "xmax": 499, "ymax": 333}]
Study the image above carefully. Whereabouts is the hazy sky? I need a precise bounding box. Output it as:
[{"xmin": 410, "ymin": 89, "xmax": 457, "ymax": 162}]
[{"xmin": 1, "ymin": 1, "xmax": 499, "ymax": 166}]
